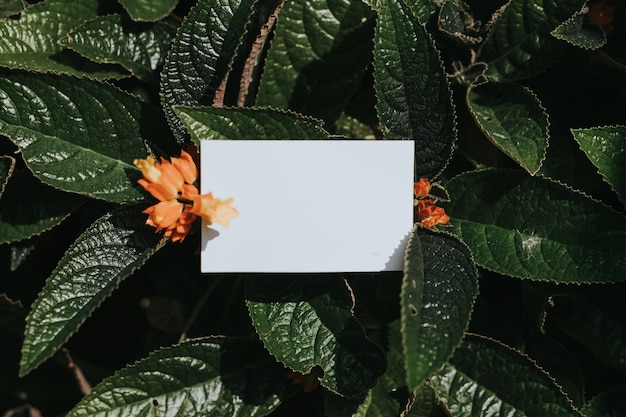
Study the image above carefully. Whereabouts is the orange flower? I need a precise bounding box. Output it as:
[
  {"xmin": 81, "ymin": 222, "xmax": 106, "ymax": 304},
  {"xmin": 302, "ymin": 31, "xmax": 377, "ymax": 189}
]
[
  {"xmin": 416, "ymin": 199, "xmax": 450, "ymax": 229},
  {"xmin": 134, "ymin": 149, "xmax": 237, "ymax": 242},
  {"xmin": 414, "ymin": 178, "xmax": 431, "ymax": 198},
  {"xmin": 588, "ymin": 2, "xmax": 616, "ymax": 35}
]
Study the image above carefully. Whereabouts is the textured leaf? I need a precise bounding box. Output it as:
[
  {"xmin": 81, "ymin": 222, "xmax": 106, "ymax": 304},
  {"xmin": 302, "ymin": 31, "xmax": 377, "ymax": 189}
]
[
  {"xmin": 466, "ymin": 82, "xmax": 548, "ymax": 175},
  {"xmin": 19, "ymin": 205, "xmax": 166, "ymax": 376},
  {"xmin": 0, "ymin": 170, "xmax": 84, "ymax": 244},
  {"xmin": 0, "ymin": 72, "xmax": 175, "ymax": 203},
  {"xmin": 119, "ymin": 0, "xmax": 179, "ymax": 22},
  {"xmin": 571, "ymin": 126, "xmax": 626, "ymax": 205},
  {"xmin": 0, "ymin": 0, "xmax": 127, "ymax": 79},
  {"xmin": 174, "ymin": 106, "xmax": 329, "ymax": 141},
  {"xmin": 443, "ymin": 169, "xmax": 626, "ymax": 283},
  {"xmin": 430, "ymin": 334, "xmax": 581, "ymax": 417},
  {"xmin": 479, "ymin": 0, "xmax": 587, "ymax": 81},
  {"xmin": 160, "ymin": 0, "xmax": 257, "ymax": 143},
  {"xmin": 255, "ymin": 0, "xmax": 375, "ymax": 127},
  {"xmin": 66, "ymin": 337, "xmax": 294, "ymax": 417},
  {"xmin": 59, "ymin": 15, "xmax": 176, "ymax": 79},
  {"xmin": 551, "ymin": 7, "xmax": 606, "ymax": 50},
  {"xmin": 372, "ymin": 0, "xmax": 455, "ymax": 179},
  {"xmin": 0, "ymin": 154, "xmax": 15, "ymax": 198},
  {"xmin": 244, "ymin": 275, "xmax": 386, "ymax": 398},
  {"xmin": 401, "ymin": 228, "xmax": 478, "ymax": 390},
  {"xmin": 582, "ymin": 383, "xmax": 626, "ymax": 417},
  {"xmin": 0, "ymin": 0, "xmax": 23, "ymax": 18}
]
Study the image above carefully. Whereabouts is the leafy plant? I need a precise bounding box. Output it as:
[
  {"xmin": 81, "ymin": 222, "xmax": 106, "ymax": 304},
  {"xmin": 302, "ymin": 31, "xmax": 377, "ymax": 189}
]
[{"xmin": 1, "ymin": 0, "xmax": 625, "ymax": 416}]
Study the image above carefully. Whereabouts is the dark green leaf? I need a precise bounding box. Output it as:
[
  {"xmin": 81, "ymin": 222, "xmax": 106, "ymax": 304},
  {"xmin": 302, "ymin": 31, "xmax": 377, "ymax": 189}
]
[
  {"xmin": 334, "ymin": 113, "xmax": 377, "ymax": 139},
  {"xmin": 0, "ymin": 72, "xmax": 174, "ymax": 203},
  {"xmin": 437, "ymin": 0, "xmax": 481, "ymax": 45},
  {"xmin": 255, "ymin": 0, "xmax": 375, "ymax": 127},
  {"xmin": 551, "ymin": 7, "xmax": 607, "ymax": 50},
  {"xmin": 160, "ymin": 0, "xmax": 257, "ymax": 143},
  {"xmin": 174, "ymin": 106, "xmax": 329, "ymax": 141},
  {"xmin": 0, "ymin": 0, "xmax": 23, "ymax": 18},
  {"xmin": 372, "ymin": 0, "xmax": 455, "ymax": 178},
  {"xmin": 19, "ymin": 205, "xmax": 166, "ymax": 376},
  {"xmin": 244, "ymin": 275, "xmax": 386, "ymax": 398},
  {"xmin": 66, "ymin": 337, "xmax": 294, "ymax": 417},
  {"xmin": 59, "ymin": 15, "xmax": 176, "ymax": 79},
  {"xmin": 582, "ymin": 383, "xmax": 626, "ymax": 417},
  {"xmin": 479, "ymin": 0, "xmax": 587, "ymax": 81},
  {"xmin": 599, "ymin": 36, "xmax": 626, "ymax": 72},
  {"xmin": 430, "ymin": 335, "xmax": 581, "ymax": 417},
  {"xmin": 0, "ymin": 0, "xmax": 127, "ymax": 79},
  {"xmin": 571, "ymin": 126, "xmax": 626, "ymax": 205},
  {"xmin": 443, "ymin": 169, "xmax": 626, "ymax": 283},
  {"xmin": 119, "ymin": 0, "xmax": 179, "ymax": 22},
  {"xmin": 0, "ymin": 153, "xmax": 15, "ymax": 198},
  {"xmin": 466, "ymin": 82, "xmax": 548, "ymax": 175},
  {"xmin": 401, "ymin": 228, "xmax": 478, "ymax": 390},
  {"xmin": 0, "ymin": 170, "xmax": 84, "ymax": 244}
]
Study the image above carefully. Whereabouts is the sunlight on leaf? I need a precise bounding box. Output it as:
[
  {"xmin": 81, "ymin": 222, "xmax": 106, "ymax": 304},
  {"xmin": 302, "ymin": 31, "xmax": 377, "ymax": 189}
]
[{"xmin": 119, "ymin": 0, "xmax": 179, "ymax": 22}]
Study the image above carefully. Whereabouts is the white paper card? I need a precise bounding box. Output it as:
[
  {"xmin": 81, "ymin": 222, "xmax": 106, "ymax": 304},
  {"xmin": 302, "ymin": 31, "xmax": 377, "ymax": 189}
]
[{"xmin": 200, "ymin": 140, "xmax": 414, "ymax": 273}]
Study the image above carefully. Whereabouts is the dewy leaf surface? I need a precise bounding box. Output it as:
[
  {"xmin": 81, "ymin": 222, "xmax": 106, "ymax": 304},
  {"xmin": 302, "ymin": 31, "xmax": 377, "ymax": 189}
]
[
  {"xmin": 430, "ymin": 334, "xmax": 581, "ymax": 417},
  {"xmin": 551, "ymin": 7, "xmax": 606, "ymax": 50},
  {"xmin": 0, "ymin": 0, "xmax": 126, "ymax": 79},
  {"xmin": 467, "ymin": 82, "xmax": 548, "ymax": 175},
  {"xmin": 0, "ymin": 154, "xmax": 15, "ymax": 198},
  {"xmin": 255, "ymin": 0, "xmax": 375, "ymax": 127},
  {"xmin": 442, "ymin": 169, "xmax": 626, "ymax": 283},
  {"xmin": 175, "ymin": 106, "xmax": 329, "ymax": 141},
  {"xmin": 19, "ymin": 205, "xmax": 166, "ymax": 376},
  {"xmin": 479, "ymin": 0, "xmax": 586, "ymax": 81},
  {"xmin": 372, "ymin": 0, "xmax": 455, "ymax": 178},
  {"xmin": 160, "ymin": 0, "xmax": 257, "ymax": 143},
  {"xmin": 571, "ymin": 126, "xmax": 626, "ymax": 205},
  {"xmin": 244, "ymin": 275, "xmax": 386, "ymax": 398},
  {"xmin": 59, "ymin": 15, "xmax": 176, "ymax": 79},
  {"xmin": 0, "ymin": 72, "xmax": 173, "ymax": 203},
  {"xmin": 0, "ymin": 170, "xmax": 84, "ymax": 244},
  {"xmin": 119, "ymin": 0, "xmax": 179, "ymax": 22},
  {"xmin": 66, "ymin": 337, "xmax": 294, "ymax": 417},
  {"xmin": 401, "ymin": 228, "xmax": 478, "ymax": 390}
]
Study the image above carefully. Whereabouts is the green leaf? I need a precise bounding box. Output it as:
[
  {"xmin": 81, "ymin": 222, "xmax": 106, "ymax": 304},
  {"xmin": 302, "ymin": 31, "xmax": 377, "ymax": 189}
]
[
  {"xmin": 0, "ymin": 170, "xmax": 84, "ymax": 244},
  {"xmin": 479, "ymin": 0, "xmax": 587, "ymax": 81},
  {"xmin": 429, "ymin": 334, "xmax": 581, "ymax": 417},
  {"xmin": 19, "ymin": 205, "xmax": 166, "ymax": 376},
  {"xmin": 160, "ymin": 0, "xmax": 257, "ymax": 143},
  {"xmin": 255, "ymin": 0, "xmax": 375, "ymax": 127},
  {"xmin": 174, "ymin": 106, "xmax": 329, "ymax": 141},
  {"xmin": 372, "ymin": 0, "xmax": 456, "ymax": 179},
  {"xmin": 0, "ymin": 154, "xmax": 15, "ymax": 198},
  {"xmin": 551, "ymin": 7, "xmax": 606, "ymax": 50},
  {"xmin": 0, "ymin": 0, "xmax": 127, "ymax": 79},
  {"xmin": 571, "ymin": 126, "xmax": 626, "ymax": 205},
  {"xmin": 119, "ymin": 0, "xmax": 179, "ymax": 22},
  {"xmin": 66, "ymin": 337, "xmax": 294, "ymax": 417},
  {"xmin": 401, "ymin": 228, "xmax": 478, "ymax": 390},
  {"xmin": 466, "ymin": 82, "xmax": 549, "ymax": 175},
  {"xmin": 0, "ymin": 0, "xmax": 23, "ymax": 18},
  {"xmin": 0, "ymin": 72, "xmax": 174, "ymax": 203},
  {"xmin": 59, "ymin": 15, "xmax": 176, "ymax": 80},
  {"xmin": 582, "ymin": 383, "xmax": 626, "ymax": 417},
  {"xmin": 244, "ymin": 275, "xmax": 386, "ymax": 398},
  {"xmin": 443, "ymin": 169, "xmax": 626, "ymax": 283}
]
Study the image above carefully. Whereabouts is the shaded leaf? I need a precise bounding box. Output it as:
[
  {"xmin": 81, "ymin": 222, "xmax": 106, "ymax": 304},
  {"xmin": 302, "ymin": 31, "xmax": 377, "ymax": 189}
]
[
  {"xmin": 60, "ymin": 15, "xmax": 176, "ymax": 79},
  {"xmin": 0, "ymin": 0, "xmax": 127, "ymax": 79},
  {"xmin": 19, "ymin": 205, "xmax": 166, "ymax": 376},
  {"xmin": 571, "ymin": 125, "xmax": 626, "ymax": 205},
  {"xmin": 174, "ymin": 106, "xmax": 329, "ymax": 141},
  {"xmin": 466, "ymin": 82, "xmax": 548, "ymax": 175},
  {"xmin": 479, "ymin": 0, "xmax": 587, "ymax": 81},
  {"xmin": 430, "ymin": 334, "xmax": 581, "ymax": 417},
  {"xmin": 66, "ymin": 337, "xmax": 294, "ymax": 417},
  {"xmin": 443, "ymin": 169, "xmax": 626, "ymax": 283},
  {"xmin": 372, "ymin": 0, "xmax": 455, "ymax": 179},
  {"xmin": 255, "ymin": 0, "xmax": 375, "ymax": 127},
  {"xmin": 0, "ymin": 153, "xmax": 15, "ymax": 198},
  {"xmin": 0, "ymin": 170, "xmax": 84, "ymax": 244},
  {"xmin": 582, "ymin": 383, "xmax": 626, "ymax": 417},
  {"xmin": 401, "ymin": 228, "xmax": 478, "ymax": 390},
  {"xmin": 119, "ymin": 0, "xmax": 179, "ymax": 22},
  {"xmin": 244, "ymin": 275, "xmax": 386, "ymax": 398},
  {"xmin": 0, "ymin": 0, "xmax": 23, "ymax": 18},
  {"xmin": 160, "ymin": 0, "xmax": 257, "ymax": 143},
  {"xmin": 551, "ymin": 7, "xmax": 607, "ymax": 50},
  {"xmin": 0, "ymin": 72, "xmax": 174, "ymax": 203}
]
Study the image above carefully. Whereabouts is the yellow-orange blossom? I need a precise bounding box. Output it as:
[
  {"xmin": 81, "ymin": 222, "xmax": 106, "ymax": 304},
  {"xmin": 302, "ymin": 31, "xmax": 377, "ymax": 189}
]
[{"xmin": 134, "ymin": 150, "xmax": 238, "ymax": 242}]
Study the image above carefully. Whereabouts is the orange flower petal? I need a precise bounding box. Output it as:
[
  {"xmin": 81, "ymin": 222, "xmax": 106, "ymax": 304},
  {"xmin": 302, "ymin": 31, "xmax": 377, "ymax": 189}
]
[
  {"xmin": 190, "ymin": 192, "xmax": 239, "ymax": 227},
  {"xmin": 171, "ymin": 150, "xmax": 198, "ymax": 184},
  {"xmin": 143, "ymin": 200, "xmax": 184, "ymax": 231},
  {"xmin": 416, "ymin": 199, "xmax": 449, "ymax": 228},
  {"xmin": 414, "ymin": 178, "xmax": 431, "ymax": 198}
]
